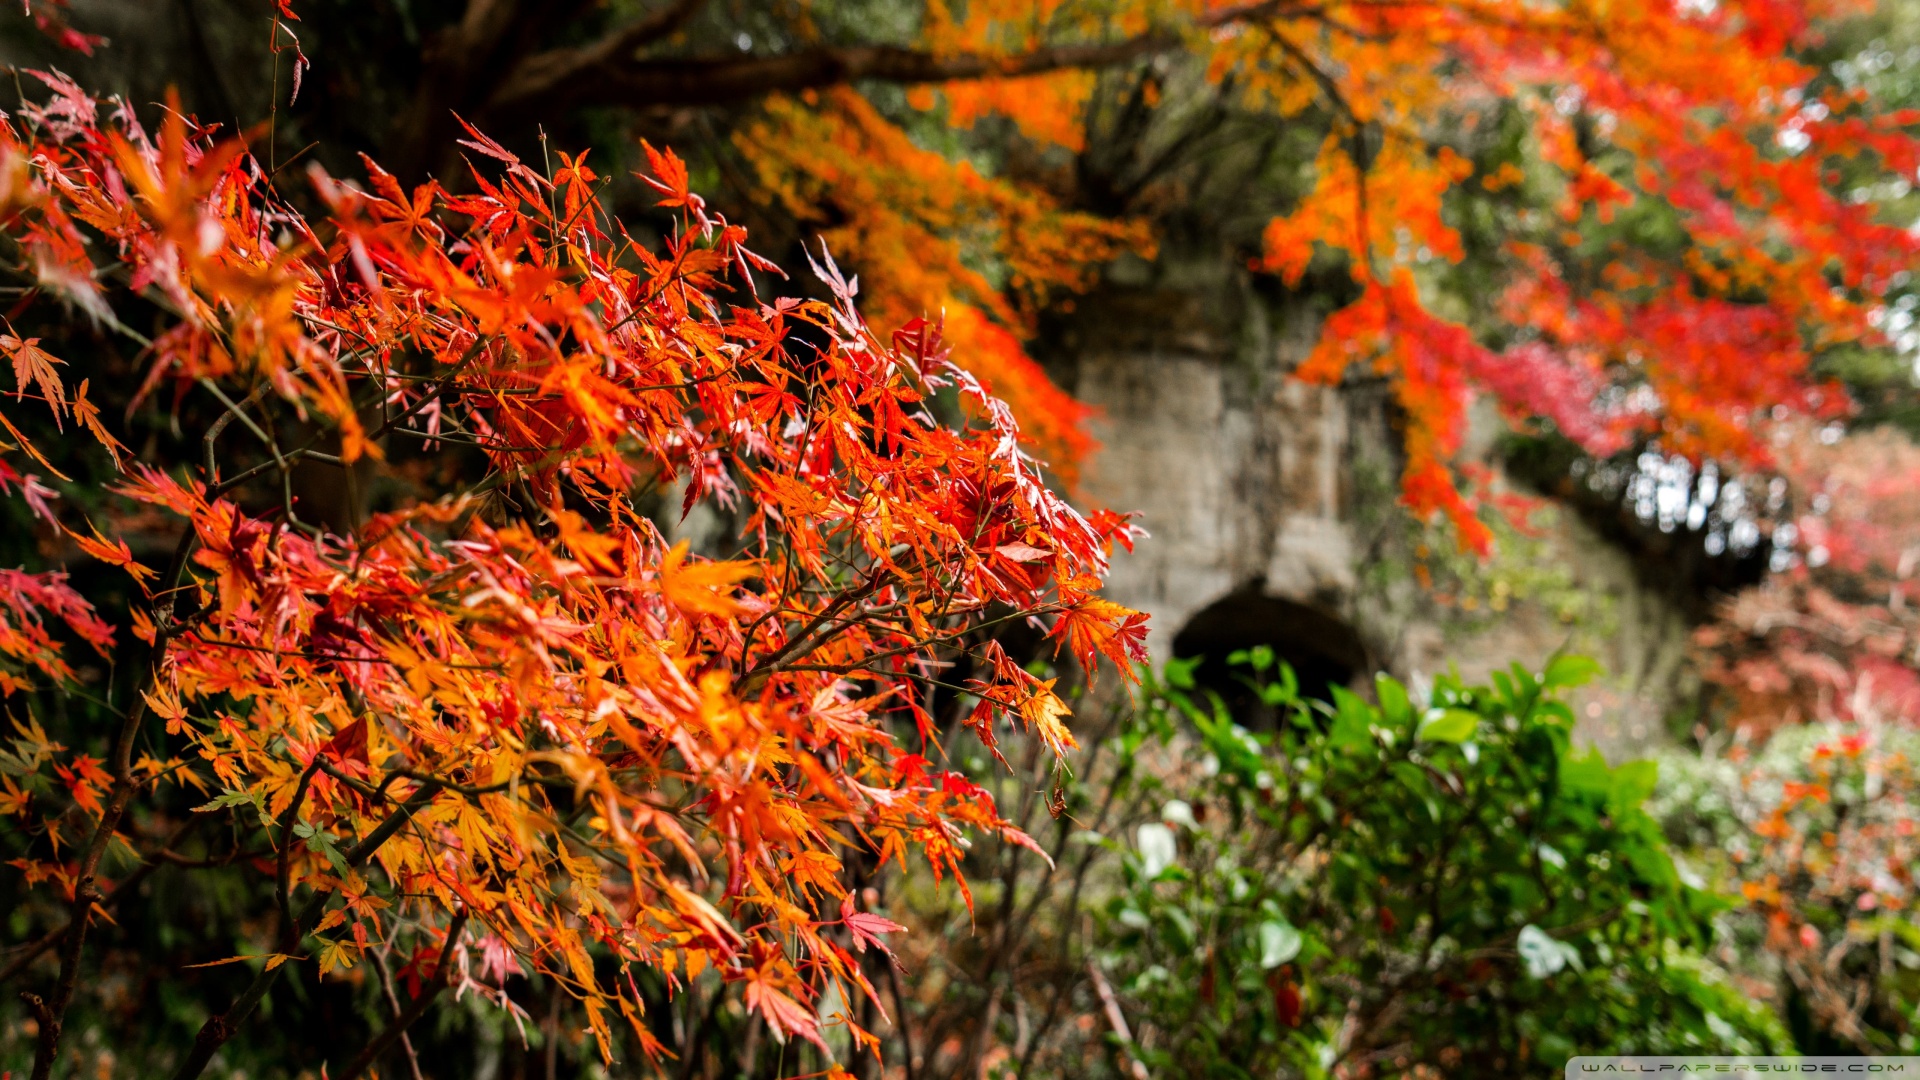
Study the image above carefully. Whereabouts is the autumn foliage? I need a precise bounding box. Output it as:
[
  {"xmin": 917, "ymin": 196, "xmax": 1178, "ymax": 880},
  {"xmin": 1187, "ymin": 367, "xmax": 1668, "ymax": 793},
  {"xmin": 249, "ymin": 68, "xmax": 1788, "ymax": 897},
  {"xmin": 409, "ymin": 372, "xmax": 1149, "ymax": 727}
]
[
  {"xmin": 1695, "ymin": 425, "xmax": 1920, "ymax": 733},
  {"xmin": 719, "ymin": 0, "xmax": 1920, "ymax": 548},
  {"xmin": 0, "ymin": 68, "xmax": 1145, "ymax": 1078},
  {"xmin": 3, "ymin": 0, "xmax": 1920, "ymax": 1071},
  {"xmin": 9, "ymin": 0, "xmax": 1905, "ymax": 553},
  {"xmin": 1232, "ymin": 0, "xmax": 1916, "ymax": 548}
]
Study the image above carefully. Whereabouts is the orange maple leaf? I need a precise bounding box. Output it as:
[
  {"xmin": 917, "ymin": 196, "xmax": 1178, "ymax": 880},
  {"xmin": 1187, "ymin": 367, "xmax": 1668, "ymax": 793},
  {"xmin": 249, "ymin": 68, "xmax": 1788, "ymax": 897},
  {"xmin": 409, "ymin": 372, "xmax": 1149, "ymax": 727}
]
[{"xmin": 658, "ymin": 541, "xmax": 755, "ymax": 619}]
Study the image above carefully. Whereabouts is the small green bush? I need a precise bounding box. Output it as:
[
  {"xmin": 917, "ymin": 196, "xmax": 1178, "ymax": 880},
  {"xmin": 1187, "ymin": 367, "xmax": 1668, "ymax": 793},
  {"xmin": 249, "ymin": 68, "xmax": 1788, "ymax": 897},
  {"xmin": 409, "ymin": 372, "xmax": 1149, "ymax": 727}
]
[{"xmin": 1089, "ymin": 652, "xmax": 1789, "ymax": 1078}]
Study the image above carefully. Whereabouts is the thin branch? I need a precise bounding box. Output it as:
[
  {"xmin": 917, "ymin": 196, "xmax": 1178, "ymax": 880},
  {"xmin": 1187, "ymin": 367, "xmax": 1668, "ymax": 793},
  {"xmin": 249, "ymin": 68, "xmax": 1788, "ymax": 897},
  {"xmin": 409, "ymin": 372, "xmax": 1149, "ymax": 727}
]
[
  {"xmin": 367, "ymin": 333, "xmax": 497, "ymax": 442},
  {"xmin": 170, "ymin": 782, "xmax": 444, "ymax": 1080},
  {"xmin": 202, "ymin": 383, "xmax": 270, "ymax": 483},
  {"xmin": 1086, "ymin": 961, "xmax": 1150, "ymax": 1080},
  {"xmin": 27, "ymin": 521, "xmax": 204, "ymax": 1080},
  {"xmin": 368, "ymin": 945, "xmax": 428, "ymax": 1080},
  {"xmin": 337, "ymin": 908, "xmax": 471, "ymax": 1080},
  {"xmin": 276, "ymin": 756, "xmax": 327, "ymax": 930},
  {"xmin": 0, "ymin": 818, "xmax": 200, "ymax": 987},
  {"xmin": 490, "ymin": 0, "xmax": 709, "ymax": 110},
  {"xmin": 508, "ymin": 38, "xmax": 1174, "ymax": 112}
]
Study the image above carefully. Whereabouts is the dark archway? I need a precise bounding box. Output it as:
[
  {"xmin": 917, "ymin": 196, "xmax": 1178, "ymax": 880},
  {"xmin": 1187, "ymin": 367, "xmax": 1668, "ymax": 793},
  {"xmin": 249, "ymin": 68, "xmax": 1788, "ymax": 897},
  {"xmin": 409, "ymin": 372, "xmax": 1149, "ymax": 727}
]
[{"xmin": 1171, "ymin": 590, "xmax": 1370, "ymax": 718}]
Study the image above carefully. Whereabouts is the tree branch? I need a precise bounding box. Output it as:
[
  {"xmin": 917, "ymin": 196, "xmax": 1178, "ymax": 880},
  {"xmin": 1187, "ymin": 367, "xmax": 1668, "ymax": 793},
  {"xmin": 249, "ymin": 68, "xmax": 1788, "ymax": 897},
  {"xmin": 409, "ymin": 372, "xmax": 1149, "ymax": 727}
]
[
  {"xmin": 0, "ymin": 818, "xmax": 200, "ymax": 988},
  {"xmin": 489, "ymin": 0, "xmax": 1302, "ymax": 114},
  {"xmin": 276, "ymin": 756, "xmax": 328, "ymax": 931},
  {"xmin": 495, "ymin": 37, "xmax": 1172, "ymax": 113},
  {"xmin": 487, "ymin": 0, "xmax": 708, "ymax": 109},
  {"xmin": 170, "ymin": 781, "xmax": 443, "ymax": 1080},
  {"xmin": 337, "ymin": 908, "xmax": 470, "ymax": 1080},
  {"xmin": 385, "ymin": 0, "xmax": 531, "ymax": 175},
  {"xmin": 27, "ymin": 522, "xmax": 205, "ymax": 1080},
  {"xmin": 1086, "ymin": 960, "xmax": 1150, "ymax": 1080},
  {"xmin": 368, "ymin": 944, "xmax": 428, "ymax": 1080}
]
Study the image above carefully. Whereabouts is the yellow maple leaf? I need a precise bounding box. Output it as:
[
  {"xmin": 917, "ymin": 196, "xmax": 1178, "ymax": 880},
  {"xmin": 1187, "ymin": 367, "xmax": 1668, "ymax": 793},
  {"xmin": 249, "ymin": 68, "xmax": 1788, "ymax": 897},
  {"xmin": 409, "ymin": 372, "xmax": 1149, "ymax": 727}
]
[
  {"xmin": 658, "ymin": 541, "xmax": 755, "ymax": 619},
  {"xmin": 1018, "ymin": 678, "xmax": 1077, "ymax": 758},
  {"xmin": 781, "ymin": 849, "xmax": 846, "ymax": 900},
  {"xmin": 314, "ymin": 936, "xmax": 358, "ymax": 975}
]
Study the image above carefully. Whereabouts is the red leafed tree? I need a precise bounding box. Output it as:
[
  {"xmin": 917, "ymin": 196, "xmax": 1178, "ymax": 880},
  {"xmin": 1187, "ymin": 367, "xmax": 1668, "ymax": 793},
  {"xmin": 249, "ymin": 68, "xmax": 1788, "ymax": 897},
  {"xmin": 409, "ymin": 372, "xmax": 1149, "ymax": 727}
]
[
  {"xmin": 15, "ymin": 0, "xmax": 1918, "ymax": 536},
  {"xmin": 671, "ymin": 0, "xmax": 1920, "ymax": 538},
  {"xmin": 1695, "ymin": 425, "xmax": 1920, "ymax": 736},
  {"xmin": 0, "ymin": 69, "xmax": 1144, "ymax": 1079}
]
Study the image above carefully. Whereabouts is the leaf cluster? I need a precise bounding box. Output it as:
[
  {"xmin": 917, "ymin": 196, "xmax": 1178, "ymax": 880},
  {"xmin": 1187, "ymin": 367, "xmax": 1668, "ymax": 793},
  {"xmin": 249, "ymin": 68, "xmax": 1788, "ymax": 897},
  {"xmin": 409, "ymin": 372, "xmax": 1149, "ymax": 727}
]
[{"xmin": 1087, "ymin": 652, "xmax": 1789, "ymax": 1077}]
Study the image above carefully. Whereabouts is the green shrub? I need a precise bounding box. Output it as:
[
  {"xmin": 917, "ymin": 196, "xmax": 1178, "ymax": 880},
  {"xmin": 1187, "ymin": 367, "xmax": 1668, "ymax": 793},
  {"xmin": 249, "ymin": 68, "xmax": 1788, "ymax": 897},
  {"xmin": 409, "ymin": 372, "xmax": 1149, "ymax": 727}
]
[{"xmin": 1088, "ymin": 652, "xmax": 1789, "ymax": 1078}]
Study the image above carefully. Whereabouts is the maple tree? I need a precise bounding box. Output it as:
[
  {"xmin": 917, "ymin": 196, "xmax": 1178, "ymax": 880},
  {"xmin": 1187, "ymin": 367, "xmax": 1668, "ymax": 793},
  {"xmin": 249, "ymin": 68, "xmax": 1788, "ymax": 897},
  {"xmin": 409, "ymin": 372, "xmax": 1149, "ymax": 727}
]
[
  {"xmin": 3, "ymin": 0, "xmax": 1920, "ymax": 1073},
  {"xmin": 0, "ymin": 62, "xmax": 1148, "ymax": 1079},
  {"xmin": 1691, "ymin": 424, "xmax": 1920, "ymax": 737},
  {"xmin": 20, "ymin": 0, "xmax": 1917, "ymax": 526}
]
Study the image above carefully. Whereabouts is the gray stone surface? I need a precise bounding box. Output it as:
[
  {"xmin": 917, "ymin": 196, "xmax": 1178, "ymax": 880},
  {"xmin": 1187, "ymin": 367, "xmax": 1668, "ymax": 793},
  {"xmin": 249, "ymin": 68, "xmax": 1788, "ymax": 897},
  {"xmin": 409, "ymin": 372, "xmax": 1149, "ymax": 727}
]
[{"xmin": 1060, "ymin": 270, "xmax": 1694, "ymax": 759}]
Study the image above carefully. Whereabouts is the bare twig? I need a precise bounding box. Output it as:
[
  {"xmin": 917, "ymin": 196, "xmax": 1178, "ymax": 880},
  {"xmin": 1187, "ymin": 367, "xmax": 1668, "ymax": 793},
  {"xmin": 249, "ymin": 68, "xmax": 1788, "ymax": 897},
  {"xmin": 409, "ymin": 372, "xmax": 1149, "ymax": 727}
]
[
  {"xmin": 170, "ymin": 781, "xmax": 444, "ymax": 1080},
  {"xmin": 1086, "ymin": 961, "xmax": 1150, "ymax": 1080},
  {"xmin": 337, "ymin": 908, "xmax": 471, "ymax": 1080},
  {"xmin": 369, "ymin": 946, "xmax": 428, "ymax": 1080}
]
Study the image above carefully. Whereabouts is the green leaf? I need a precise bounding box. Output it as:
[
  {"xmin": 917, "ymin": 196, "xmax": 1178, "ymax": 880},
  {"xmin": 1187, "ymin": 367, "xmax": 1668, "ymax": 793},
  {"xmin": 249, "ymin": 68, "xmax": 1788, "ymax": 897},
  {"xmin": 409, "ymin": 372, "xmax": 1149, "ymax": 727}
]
[
  {"xmin": 1375, "ymin": 674, "xmax": 1412, "ymax": 726},
  {"xmin": 1509, "ymin": 662, "xmax": 1540, "ymax": 700},
  {"xmin": 1258, "ymin": 920, "xmax": 1302, "ymax": 968},
  {"xmin": 1490, "ymin": 669, "xmax": 1517, "ymax": 707},
  {"xmin": 193, "ymin": 789, "xmax": 255, "ymax": 814},
  {"xmin": 1390, "ymin": 759, "xmax": 1429, "ymax": 794},
  {"xmin": 1416, "ymin": 709, "xmax": 1479, "ymax": 744},
  {"xmin": 1391, "ymin": 761, "xmax": 1441, "ymax": 821},
  {"xmin": 1544, "ymin": 654, "xmax": 1601, "ymax": 690},
  {"xmin": 1560, "ymin": 750, "xmax": 1612, "ymax": 796},
  {"xmin": 305, "ymin": 829, "xmax": 350, "ymax": 879},
  {"xmin": 194, "ymin": 787, "xmax": 273, "ymax": 829},
  {"xmin": 1328, "ymin": 686, "xmax": 1375, "ymax": 750},
  {"xmin": 1163, "ymin": 906, "xmax": 1197, "ymax": 950},
  {"xmin": 1609, "ymin": 760, "xmax": 1659, "ymax": 812}
]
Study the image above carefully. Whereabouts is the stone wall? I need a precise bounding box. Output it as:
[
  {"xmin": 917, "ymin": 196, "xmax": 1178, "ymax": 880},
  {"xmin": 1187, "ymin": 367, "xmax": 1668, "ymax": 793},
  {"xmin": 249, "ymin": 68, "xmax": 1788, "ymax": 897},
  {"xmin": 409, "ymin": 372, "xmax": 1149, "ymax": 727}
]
[{"xmin": 1055, "ymin": 262, "xmax": 1698, "ymax": 759}]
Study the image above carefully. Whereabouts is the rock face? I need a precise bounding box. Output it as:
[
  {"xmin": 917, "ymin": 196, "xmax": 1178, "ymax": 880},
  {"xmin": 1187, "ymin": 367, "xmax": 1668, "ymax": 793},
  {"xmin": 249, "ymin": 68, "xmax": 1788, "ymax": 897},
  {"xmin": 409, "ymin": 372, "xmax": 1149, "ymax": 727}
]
[
  {"xmin": 1048, "ymin": 256, "xmax": 1388, "ymax": 666},
  {"xmin": 1078, "ymin": 328, "xmax": 1362, "ymax": 654},
  {"xmin": 1053, "ymin": 259, "xmax": 1697, "ymax": 757}
]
